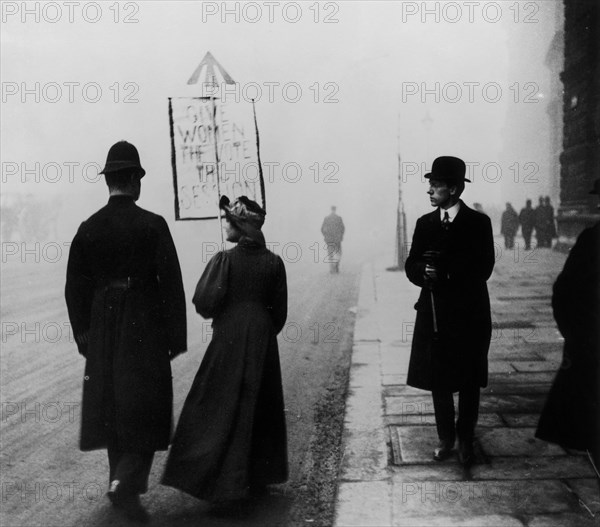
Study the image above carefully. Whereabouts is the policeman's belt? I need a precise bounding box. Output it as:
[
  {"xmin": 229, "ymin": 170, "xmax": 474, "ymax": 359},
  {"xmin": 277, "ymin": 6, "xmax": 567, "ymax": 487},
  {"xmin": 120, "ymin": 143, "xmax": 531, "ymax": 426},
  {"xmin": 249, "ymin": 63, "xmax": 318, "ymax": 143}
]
[{"xmin": 96, "ymin": 276, "xmax": 157, "ymax": 290}]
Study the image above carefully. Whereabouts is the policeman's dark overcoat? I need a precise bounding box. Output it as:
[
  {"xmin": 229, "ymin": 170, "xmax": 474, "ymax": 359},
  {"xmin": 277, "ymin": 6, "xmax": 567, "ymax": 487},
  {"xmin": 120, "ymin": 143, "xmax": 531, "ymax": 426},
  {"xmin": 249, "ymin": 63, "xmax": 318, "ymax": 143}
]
[
  {"xmin": 405, "ymin": 201, "xmax": 495, "ymax": 392},
  {"xmin": 65, "ymin": 195, "xmax": 187, "ymax": 452}
]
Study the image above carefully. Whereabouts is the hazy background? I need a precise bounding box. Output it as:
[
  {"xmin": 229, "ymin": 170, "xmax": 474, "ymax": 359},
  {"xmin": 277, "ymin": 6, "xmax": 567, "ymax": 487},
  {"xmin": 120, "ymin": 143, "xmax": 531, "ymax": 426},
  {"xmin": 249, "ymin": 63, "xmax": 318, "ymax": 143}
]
[{"xmin": 1, "ymin": 0, "xmax": 563, "ymax": 268}]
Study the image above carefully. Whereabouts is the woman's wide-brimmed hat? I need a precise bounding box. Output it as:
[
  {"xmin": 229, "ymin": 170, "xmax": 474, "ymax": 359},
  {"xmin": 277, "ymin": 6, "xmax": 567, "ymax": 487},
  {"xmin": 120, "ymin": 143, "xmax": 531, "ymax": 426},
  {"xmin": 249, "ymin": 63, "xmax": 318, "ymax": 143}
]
[
  {"xmin": 99, "ymin": 140, "xmax": 146, "ymax": 177},
  {"xmin": 219, "ymin": 195, "xmax": 266, "ymax": 245}
]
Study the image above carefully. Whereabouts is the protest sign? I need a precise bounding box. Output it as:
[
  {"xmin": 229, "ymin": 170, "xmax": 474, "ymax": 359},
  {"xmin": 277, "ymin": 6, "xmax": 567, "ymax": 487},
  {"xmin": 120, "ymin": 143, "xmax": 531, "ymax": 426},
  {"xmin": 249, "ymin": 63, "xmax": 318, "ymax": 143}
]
[{"xmin": 168, "ymin": 96, "xmax": 264, "ymax": 220}]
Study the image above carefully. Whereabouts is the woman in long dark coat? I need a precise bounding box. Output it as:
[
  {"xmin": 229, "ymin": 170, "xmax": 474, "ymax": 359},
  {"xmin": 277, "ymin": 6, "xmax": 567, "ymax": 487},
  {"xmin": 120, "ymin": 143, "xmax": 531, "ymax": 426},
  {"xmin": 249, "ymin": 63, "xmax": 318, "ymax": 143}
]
[
  {"xmin": 162, "ymin": 195, "xmax": 288, "ymax": 504},
  {"xmin": 536, "ymin": 209, "xmax": 599, "ymax": 469}
]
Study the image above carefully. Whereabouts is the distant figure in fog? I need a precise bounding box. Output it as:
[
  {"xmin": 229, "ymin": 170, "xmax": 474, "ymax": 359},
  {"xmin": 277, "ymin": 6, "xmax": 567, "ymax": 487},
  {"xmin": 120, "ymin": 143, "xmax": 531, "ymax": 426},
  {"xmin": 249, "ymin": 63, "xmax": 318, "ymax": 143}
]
[
  {"xmin": 500, "ymin": 203, "xmax": 519, "ymax": 249},
  {"xmin": 534, "ymin": 195, "xmax": 556, "ymax": 248},
  {"xmin": 163, "ymin": 195, "xmax": 288, "ymax": 509},
  {"xmin": 545, "ymin": 196, "xmax": 557, "ymax": 245},
  {"xmin": 519, "ymin": 199, "xmax": 535, "ymax": 250},
  {"xmin": 65, "ymin": 141, "xmax": 187, "ymax": 524},
  {"xmin": 534, "ymin": 196, "xmax": 546, "ymax": 247},
  {"xmin": 321, "ymin": 205, "xmax": 345, "ymax": 273},
  {"xmin": 536, "ymin": 179, "xmax": 600, "ymax": 473},
  {"xmin": 405, "ymin": 156, "xmax": 495, "ymax": 467}
]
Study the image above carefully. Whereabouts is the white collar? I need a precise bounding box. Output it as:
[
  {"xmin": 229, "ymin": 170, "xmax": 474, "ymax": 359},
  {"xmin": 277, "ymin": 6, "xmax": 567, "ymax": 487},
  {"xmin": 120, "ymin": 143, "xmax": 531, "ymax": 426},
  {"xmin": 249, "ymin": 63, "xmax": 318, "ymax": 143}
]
[{"xmin": 439, "ymin": 201, "xmax": 461, "ymax": 222}]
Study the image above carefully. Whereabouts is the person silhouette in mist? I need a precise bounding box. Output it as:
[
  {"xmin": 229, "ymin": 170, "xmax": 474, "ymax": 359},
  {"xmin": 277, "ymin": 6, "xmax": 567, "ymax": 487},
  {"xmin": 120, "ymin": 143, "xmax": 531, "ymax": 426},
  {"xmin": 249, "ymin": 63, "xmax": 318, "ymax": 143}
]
[{"xmin": 321, "ymin": 206, "xmax": 345, "ymax": 273}]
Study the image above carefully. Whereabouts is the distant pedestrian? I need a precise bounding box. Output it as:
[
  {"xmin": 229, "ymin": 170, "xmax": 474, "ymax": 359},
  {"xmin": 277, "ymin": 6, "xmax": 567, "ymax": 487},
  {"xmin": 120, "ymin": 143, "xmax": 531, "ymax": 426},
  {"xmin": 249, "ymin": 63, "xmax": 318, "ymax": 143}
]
[
  {"xmin": 545, "ymin": 196, "xmax": 557, "ymax": 246},
  {"xmin": 162, "ymin": 195, "xmax": 288, "ymax": 508},
  {"xmin": 321, "ymin": 205, "xmax": 345, "ymax": 273},
  {"xmin": 536, "ymin": 179, "xmax": 600, "ymax": 473},
  {"xmin": 519, "ymin": 199, "xmax": 535, "ymax": 250},
  {"xmin": 65, "ymin": 141, "xmax": 187, "ymax": 523},
  {"xmin": 534, "ymin": 196, "xmax": 547, "ymax": 247},
  {"xmin": 405, "ymin": 156, "xmax": 495, "ymax": 466},
  {"xmin": 500, "ymin": 202, "xmax": 519, "ymax": 249}
]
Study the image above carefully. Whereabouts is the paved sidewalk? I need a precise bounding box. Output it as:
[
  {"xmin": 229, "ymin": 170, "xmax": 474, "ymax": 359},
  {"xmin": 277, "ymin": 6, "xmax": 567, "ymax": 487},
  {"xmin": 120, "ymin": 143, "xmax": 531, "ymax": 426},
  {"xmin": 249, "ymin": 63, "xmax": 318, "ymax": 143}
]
[{"xmin": 334, "ymin": 239, "xmax": 599, "ymax": 527}]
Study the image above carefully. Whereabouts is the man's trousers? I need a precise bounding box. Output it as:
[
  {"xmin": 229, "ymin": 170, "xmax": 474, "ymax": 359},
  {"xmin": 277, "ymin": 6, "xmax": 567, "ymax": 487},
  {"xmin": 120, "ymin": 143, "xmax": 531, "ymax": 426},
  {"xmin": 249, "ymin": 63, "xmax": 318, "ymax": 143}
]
[
  {"xmin": 431, "ymin": 384, "xmax": 480, "ymax": 443},
  {"xmin": 108, "ymin": 449, "xmax": 154, "ymax": 495}
]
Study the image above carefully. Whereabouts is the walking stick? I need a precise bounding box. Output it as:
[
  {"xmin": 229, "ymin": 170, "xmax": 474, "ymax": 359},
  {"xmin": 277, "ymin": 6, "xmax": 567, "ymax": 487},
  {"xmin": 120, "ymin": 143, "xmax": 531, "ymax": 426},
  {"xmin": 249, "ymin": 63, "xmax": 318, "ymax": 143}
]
[{"xmin": 429, "ymin": 287, "xmax": 438, "ymax": 334}]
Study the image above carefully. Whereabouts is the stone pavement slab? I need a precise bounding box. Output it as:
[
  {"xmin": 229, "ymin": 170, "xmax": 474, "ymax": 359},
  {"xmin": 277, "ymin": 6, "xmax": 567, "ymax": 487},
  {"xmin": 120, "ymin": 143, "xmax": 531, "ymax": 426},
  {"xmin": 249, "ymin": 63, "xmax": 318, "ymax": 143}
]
[
  {"xmin": 392, "ymin": 426, "xmax": 440, "ymax": 464},
  {"xmin": 336, "ymin": 481, "xmax": 392, "ymax": 527},
  {"xmin": 565, "ymin": 478, "xmax": 600, "ymax": 515},
  {"xmin": 486, "ymin": 371, "xmax": 556, "ymax": 384},
  {"xmin": 391, "ymin": 479, "xmax": 572, "ymax": 517},
  {"xmin": 511, "ymin": 360, "xmax": 561, "ymax": 372},
  {"xmin": 390, "ymin": 464, "xmax": 464, "ymax": 483},
  {"xmin": 500, "ymin": 413, "xmax": 542, "ymax": 427},
  {"xmin": 339, "ymin": 428, "xmax": 388, "ymax": 481},
  {"xmin": 488, "ymin": 361, "xmax": 517, "ymax": 373},
  {"xmin": 478, "ymin": 427, "xmax": 566, "ymax": 456},
  {"xmin": 392, "ymin": 514, "xmax": 525, "ymax": 526},
  {"xmin": 471, "ymin": 456, "xmax": 597, "ymax": 480},
  {"xmin": 527, "ymin": 513, "xmax": 599, "ymax": 527},
  {"xmin": 382, "ymin": 374, "xmax": 406, "ymax": 385},
  {"xmin": 387, "ymin": 413, "xmax": 504, "ymax": 428},
  {"xmin": 483, "ymin": 382, "xmax": 550, "ymax": 395}
]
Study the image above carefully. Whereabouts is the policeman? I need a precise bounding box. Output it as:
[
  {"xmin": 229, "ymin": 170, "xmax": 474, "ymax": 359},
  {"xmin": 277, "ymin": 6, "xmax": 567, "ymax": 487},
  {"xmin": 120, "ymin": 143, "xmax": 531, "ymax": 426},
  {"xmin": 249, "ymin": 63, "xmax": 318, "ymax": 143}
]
[{"xmin": 65, "ymin": 141, "xmax": 187, "ymax": 522}]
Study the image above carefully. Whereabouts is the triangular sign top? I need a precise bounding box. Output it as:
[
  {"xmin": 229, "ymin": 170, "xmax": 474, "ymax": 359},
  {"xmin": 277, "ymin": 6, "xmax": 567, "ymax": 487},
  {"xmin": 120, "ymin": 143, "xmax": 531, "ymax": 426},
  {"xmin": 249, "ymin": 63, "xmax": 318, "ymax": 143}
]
[{"xmin": 187, "ymin": 51, "xmax": 236, "ymax": 86}]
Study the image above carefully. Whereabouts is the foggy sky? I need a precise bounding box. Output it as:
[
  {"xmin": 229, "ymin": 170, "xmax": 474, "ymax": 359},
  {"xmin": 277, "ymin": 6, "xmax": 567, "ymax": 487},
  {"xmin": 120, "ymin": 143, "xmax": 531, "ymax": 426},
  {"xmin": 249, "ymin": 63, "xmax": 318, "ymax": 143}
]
[{"xmin": 1, "ymin": 1, "xmax": 562, "ymax": 262}]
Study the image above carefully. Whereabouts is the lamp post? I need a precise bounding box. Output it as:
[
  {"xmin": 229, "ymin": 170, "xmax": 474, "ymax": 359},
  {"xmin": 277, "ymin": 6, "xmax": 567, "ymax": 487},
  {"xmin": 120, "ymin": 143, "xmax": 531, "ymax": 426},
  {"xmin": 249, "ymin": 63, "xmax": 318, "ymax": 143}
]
[{"xmin": 389, "ymin": 114, "xmax": 408, "ymax": 271}]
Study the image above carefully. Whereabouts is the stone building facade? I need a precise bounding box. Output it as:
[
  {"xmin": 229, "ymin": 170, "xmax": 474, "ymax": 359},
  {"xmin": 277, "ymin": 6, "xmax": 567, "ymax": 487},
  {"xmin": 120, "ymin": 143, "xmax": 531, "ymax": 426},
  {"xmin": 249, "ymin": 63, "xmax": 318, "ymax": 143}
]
[{"xmin": 558, "ymin": 0, "xmax": 600, "ymax": 241}]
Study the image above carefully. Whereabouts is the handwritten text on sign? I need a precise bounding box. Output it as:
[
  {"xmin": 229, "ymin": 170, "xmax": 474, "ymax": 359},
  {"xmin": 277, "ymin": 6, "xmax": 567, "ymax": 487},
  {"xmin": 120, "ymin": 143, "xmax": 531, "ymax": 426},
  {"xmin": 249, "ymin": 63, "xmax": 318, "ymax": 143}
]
[{"xmin": 169, "ymin": 97, "xmax": 263, "ymax": 220}]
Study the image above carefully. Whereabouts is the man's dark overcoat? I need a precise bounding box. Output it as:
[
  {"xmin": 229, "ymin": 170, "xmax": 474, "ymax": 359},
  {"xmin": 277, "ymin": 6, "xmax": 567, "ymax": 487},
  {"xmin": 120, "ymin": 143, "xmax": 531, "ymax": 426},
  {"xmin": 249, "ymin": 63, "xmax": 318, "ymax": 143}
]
[
  {"xmin": 405, "ymin": 201, "xmax": 495, "ymax": 392},
  {"xmin": 65, "ymin": 195, "xmax": 186, "ymax": 452},
  {"xmin": 321, "ymin": 213, "xmax": 345, "ymax": 244},
  {"xmin": 518, "ymin": 206, "xmax": 535, "ymax": 237},
  {"xmin": 501, "ymin": 207, "xmax": 519, "ymax": 237},
  {"xmin": 536, "ymin": 222, "xmax": 600, "ymax": 453}
]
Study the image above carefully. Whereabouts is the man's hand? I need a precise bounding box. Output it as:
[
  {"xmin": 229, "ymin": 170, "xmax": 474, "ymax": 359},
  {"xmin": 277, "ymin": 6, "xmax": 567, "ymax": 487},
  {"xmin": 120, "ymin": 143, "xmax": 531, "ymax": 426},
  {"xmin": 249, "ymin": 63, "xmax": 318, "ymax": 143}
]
[
  {"xmin": 423, "ymin": 250, "xmax": 441, "ymax": 263},
  {"xmin": 424, "ymin": 264, "xmax": 439, "ymax": 282},
  {"xmin": 423, "ymin": 250, "xmax": 447, "ymax": 283}
]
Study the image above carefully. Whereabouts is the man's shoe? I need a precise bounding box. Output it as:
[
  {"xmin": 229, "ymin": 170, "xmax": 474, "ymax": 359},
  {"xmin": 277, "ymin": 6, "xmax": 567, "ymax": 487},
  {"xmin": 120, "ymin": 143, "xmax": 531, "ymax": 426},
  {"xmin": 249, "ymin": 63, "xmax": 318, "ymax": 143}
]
[
  {"xmin": 107, "ymin": 480, "xmax": 120, "ymax": 507},
  {"xmin": 458, "ymin": 439, "xmax": 474, "ymax": 466},
  {"xmin": 433, "ymin": 440, "xmax": 454, "ymax": 461}
]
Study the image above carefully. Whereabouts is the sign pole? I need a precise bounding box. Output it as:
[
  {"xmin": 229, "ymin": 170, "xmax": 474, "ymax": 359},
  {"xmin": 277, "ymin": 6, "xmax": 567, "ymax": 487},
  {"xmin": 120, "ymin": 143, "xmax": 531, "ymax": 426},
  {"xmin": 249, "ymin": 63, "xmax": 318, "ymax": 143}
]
[
  {"xmin": 210, "ymin": 92, "xmax": 225, "ymax": 248},
  {"xmin": 251, "ymin": 98, "xmax": 266, "ymax": 212}
]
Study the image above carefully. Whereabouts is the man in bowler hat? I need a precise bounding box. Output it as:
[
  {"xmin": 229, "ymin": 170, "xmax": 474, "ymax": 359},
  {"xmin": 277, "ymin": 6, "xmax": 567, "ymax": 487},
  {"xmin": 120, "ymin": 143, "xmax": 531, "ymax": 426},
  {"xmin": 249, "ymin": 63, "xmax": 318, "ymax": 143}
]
[
  {"xmin": 405, "ymin": 156, "xmax": 495, "ymax": 465},
  {"xmin": 65, "ymin": 141, "xmax": 187, "ymax": 522}
]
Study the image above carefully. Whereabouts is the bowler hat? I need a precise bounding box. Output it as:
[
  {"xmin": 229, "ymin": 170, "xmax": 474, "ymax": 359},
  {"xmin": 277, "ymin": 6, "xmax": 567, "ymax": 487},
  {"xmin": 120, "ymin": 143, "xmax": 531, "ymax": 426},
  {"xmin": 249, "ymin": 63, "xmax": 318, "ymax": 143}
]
[
  {"xmin": 99, "ymin": 141, "xmax": 146, "ymax": 177},
  {"xmin": 424, "ymin": 156, "xmax": 470, "ymax": 183},
  {"xmin": 590, "ymin": 179, "xmax": 600, "ymax": 195}
]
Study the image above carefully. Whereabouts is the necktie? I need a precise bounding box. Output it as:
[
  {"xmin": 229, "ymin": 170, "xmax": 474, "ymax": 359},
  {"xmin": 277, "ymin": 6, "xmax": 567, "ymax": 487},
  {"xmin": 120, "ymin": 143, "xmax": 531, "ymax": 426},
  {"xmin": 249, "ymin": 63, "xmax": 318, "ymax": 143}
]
[{"xmin": 442, "ymin": 211, "xmax": 450, "ymax": 230}]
